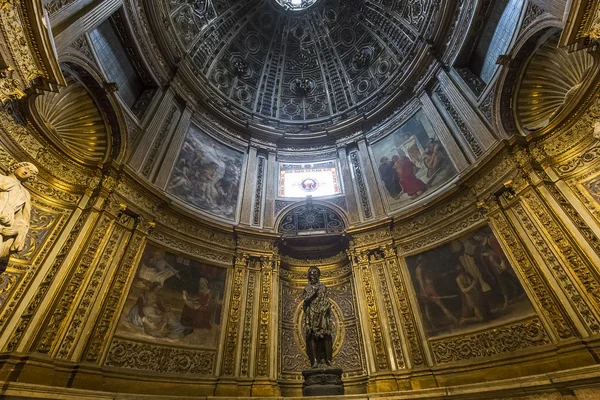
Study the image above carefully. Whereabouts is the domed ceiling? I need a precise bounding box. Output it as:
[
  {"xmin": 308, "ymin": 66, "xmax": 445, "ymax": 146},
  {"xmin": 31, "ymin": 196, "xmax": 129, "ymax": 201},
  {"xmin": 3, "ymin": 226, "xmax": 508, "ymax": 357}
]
[{"xmin": 158, "ymin": 0, "xmax": 447, "ymax": 142}]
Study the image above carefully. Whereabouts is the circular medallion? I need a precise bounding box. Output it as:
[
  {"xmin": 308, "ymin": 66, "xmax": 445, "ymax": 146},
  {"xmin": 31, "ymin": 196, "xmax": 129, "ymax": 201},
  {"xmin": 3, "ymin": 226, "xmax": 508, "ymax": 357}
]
[
  {"xmin": 300, "ymin": 178, "xmax": 319, "ymax": 192},
  {"xmin": 274, "ymin": 0, "xmax": 320, "ymax": 11}
]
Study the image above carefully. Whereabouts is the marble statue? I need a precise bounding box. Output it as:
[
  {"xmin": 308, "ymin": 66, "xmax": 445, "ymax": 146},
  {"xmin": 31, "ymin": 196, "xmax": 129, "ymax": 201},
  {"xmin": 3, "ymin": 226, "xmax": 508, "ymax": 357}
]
[
  {"xmin": 0, "ymin": 162, "xmax": 38, "ymax": 273},
  {"xmin": 303, "ymin": 266, "xmax": 333, "ymax": 368}
]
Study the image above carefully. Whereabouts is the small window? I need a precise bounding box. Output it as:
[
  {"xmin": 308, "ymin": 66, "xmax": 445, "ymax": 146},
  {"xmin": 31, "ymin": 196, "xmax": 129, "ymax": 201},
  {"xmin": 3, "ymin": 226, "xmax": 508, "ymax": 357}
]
[
  {"xmin": 89, "ymin": 14, "xmax": 156, "ymax": 118},
  {"xmin": 279, "ymin": 161, "xmax": 342, "ymax": 198},
  {"xmin": 471, "ymin": 0, "xmax": 524, "ymax": 83}
]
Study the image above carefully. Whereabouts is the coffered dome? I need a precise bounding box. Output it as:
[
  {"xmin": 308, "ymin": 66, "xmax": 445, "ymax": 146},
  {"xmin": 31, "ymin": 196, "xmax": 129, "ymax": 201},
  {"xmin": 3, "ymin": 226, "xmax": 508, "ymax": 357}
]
[{"xmin": 160, "ymin": 0, "xmax": 445, "ymax": 141}]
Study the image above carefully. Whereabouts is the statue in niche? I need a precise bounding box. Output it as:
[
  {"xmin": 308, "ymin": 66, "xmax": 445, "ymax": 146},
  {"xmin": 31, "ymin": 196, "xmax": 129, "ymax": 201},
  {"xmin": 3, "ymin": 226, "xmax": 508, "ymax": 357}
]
[
  {"xmin": 301, "ymin": 266, "xmax": 344, "ymax": 396},
  {"xmin": 0, "ymin": 162, "xmax": 38, "ymax": 273},
  {"xmin": 303, "ymin": 266, "xmax": 333, "ymax": 368}
]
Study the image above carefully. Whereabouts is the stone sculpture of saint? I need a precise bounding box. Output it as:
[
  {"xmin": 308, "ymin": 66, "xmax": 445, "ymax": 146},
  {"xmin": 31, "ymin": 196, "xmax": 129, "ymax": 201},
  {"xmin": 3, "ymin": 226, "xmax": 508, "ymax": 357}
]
[
  {"xmin": 0, "ymin": 162, "xmax": 38, "ymax": 273},
  {"xmin": 303, "ymin": 266, "xmax": 333, "ymax": 368}
]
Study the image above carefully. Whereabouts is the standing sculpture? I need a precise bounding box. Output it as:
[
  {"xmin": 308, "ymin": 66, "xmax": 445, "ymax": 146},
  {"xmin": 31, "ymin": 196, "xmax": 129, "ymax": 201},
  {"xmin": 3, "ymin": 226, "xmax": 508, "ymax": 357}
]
[
  {"xmin": 301, "ymin": 266, "xmax": 344, "ymax": 396},
  {"xmin": 0, "ymin": 162, "xmax": 38, "ymax": 273},
  {"xmin": 303, "ymin": 266, "xmax": 333, "ymax": 367}
]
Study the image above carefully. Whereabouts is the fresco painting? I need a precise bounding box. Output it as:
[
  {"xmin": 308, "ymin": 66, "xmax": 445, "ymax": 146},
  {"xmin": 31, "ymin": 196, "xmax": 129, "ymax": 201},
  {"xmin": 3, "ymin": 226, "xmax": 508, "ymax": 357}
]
[
  {"xmin": 371, "ymin": 110, "xmax": 457, "ymax": 209},
  {"xmin": 406, "ymin": 225, "xmax": 534, "ymax": 337},
  {"xmin": 167, "ymin": 125, "xmax": 244, "ymax": 221},
  {"xmin": 116, "ymin": 244, "xmax": 227, "ymax": 348}
]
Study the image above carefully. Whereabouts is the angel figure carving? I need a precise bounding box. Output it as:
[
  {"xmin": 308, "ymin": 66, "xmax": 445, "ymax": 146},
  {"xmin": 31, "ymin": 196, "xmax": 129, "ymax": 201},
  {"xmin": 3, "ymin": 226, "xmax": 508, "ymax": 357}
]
[{"xmin": 0, "ymin": 162, "xmax": 38, "ymax": 273}]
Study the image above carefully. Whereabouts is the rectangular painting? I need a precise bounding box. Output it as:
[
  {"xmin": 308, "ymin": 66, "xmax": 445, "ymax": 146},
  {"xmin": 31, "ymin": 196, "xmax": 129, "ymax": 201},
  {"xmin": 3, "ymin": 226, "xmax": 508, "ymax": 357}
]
[
  {"xmin": 115, "ymin": 244, "xmax": 227, "ymax": 349},
  {"xmin": 370, "ymin": 110, "xmax": 457, "ymax": 210},
  {"xmin": 167, "ymin": 125, "xmax": 244, "ymax": 221},
  {"xmin": 405, "ymin": 225, "xmax": 534, "ymax": 337}
]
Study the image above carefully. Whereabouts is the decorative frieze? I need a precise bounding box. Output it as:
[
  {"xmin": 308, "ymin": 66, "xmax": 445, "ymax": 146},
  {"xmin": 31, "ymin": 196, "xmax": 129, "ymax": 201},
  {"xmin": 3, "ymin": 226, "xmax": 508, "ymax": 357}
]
[
  {"xmin": 435, "ymin": 88, "xmax": 483, "ymax": 157},
  {"xmin": 3, "ymin": 208, "xmax": 91, "ymax": 353},
  {"xmin": 520, "ymin": 190, "xmax": 600, "ymax": 332},
  {"xmin": 252, "ymin": 157, "xmax": 266, "ymax": 226},
  {"xmin": 430, "ymin": 317, "xmax": 551, "ymax": 364},
  {"xmin": 56, "ymin": 223, "xmax": 128, "ymax": 359},
  {"xmin": 349, "ymin": 151, "xmax": 373, "ymax": 220},
  {"xmin": 105, "ymin": 338, "xmax": 215, "ymax": 375}
]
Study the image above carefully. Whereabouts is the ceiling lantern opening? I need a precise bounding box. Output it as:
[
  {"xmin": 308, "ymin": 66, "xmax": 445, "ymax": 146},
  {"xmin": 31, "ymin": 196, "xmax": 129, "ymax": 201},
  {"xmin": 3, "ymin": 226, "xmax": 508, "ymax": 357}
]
[{"xmin": 275, "ymin": 0, "xmax": 320, "ymax": 11}]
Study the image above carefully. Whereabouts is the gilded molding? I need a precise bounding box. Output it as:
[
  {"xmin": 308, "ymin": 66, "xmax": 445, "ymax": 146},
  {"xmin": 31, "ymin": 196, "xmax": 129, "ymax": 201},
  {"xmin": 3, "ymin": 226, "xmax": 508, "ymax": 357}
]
[
  {"xmin": 387, "ymin": 255, "xmax": 425, "ymax": 366},
  {"xmin": 0, "ymin": 197, "xmax": 70, "ymax": 338},
  {"xmin": 221, "ymin": 261, "xmax": 246, "ymax": 376},
  {"xmin": 36, "ymin": 214, "xmax": 114, "ymax": 354},
  {"xmin": 256, "ymin": 260, "xmax": 273, "ymax": 376},
  {"xmin": 56, "ymin": 223, "xmax": 128, "ymax": 360},
  {"xmin": 490, "ymin": 212, "xmax": 574, "ymax": 339},
  {"xmin": 3, "ymin": 208, "xmax": 91, "ymax": 352},
  {"xmin": 354, "ymin": 254, "xmax": 389, "ymax": 370},
  {"xmin": 84, "ymin": 230, "xmax": 146, "ymax": 363},
  {"xmin": 375, "ymin": 261, "xmax": 406, "ymax": 369},
  {"xmin": 513, "ymin": 201, "xmax": 600, "ymax": 334},
  {"xmin": 520, "ymin": 190, "xmax": 600, "ymax": 332},
  {"xmin": 239, "ymin": 270, "xmax": 256, "ymax": 377}
]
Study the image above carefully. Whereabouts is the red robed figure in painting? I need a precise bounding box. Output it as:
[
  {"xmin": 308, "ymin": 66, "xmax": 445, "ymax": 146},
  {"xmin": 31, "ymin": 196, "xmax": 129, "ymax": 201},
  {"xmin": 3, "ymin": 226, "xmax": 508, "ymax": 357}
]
[
  {"xmin": 394, "ymin": 155, "xmax": 426, "ymax": 197},
  {"xmin": 180, "ymin": 277, "xmax": 214, "ymax": 329}
]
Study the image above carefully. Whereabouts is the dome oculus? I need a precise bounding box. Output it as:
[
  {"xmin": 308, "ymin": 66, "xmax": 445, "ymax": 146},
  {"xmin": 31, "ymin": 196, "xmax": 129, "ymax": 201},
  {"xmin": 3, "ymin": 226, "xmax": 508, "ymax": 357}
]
[{"xmin": 275, "ymin": 0, "xmax": 320, "ymax": 11}]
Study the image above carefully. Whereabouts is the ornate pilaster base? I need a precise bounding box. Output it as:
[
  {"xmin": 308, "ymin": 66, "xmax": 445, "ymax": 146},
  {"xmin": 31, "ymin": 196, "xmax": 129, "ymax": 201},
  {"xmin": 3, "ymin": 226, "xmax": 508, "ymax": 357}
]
[{"xmin": 302, "ymin": 367, "xmax": 344, "ymax": 396}]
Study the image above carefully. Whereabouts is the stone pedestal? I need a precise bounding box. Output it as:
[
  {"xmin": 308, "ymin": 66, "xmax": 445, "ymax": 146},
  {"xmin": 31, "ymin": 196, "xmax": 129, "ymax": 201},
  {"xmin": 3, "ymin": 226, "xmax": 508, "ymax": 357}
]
[{"xmin": 302, "ymin": 367, "xmax": 344, "ymax": 396}]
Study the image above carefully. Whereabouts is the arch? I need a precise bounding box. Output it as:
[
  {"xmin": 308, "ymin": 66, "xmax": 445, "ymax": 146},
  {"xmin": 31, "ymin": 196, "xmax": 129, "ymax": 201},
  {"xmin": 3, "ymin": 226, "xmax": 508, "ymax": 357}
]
[
  {"xmin": 495, "ymin": 23, "xmax": 600, "ymax": 138},
  {"xmin": 276, "ymin": 201, "xmax": 348, "ymax": 237},
  {"xmin": 28, "ymin": 58, "xmax": 128, "ymax": 165}
]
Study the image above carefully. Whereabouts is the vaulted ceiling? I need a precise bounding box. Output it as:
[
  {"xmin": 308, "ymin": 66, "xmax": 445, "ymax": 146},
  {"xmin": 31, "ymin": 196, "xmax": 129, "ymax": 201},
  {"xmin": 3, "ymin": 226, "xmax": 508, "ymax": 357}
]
[{"xmin": 148, "ymin": 0, "xmax": 454, "ymax": 142}]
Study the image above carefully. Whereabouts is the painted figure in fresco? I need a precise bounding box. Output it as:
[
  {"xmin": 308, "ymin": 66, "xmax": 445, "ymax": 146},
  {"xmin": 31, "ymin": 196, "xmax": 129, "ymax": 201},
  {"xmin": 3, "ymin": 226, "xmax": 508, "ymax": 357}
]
[
  {"xmin": 168, "ymin": 159, "xmax": 193, "ymax": 192},
  {"xmin": 414, "ymin": 255, "xmax": 458, "ymax": 327},
  {"xmin": 401, "ymin": 133, "xmax": 425, "ymax": 169},
  {"xmin": 456, "ymin": 264, "xmax": 489, "ymax": 325},
  {"xmin": 473, "ymin": 233, "xmax": 523, "ymax": 310},
  {"xmin": 303, "ymin": 266, "xmax": 333, "ymax": 368},
  {"xmin": 422, "ymin": 139, "xmax": 450, "ymax": 180},
  {"xmin": 0, "ymin": 162, "xmax": 38, "ymax": 273},
  {"xmin": 135, "ymin": 249, "xmax": 181, "ymax": 289},
  {"xmin": 451, "ymin": 240, "xmax": 492, "ymax": 294},
  {"xmin": 181, "ymin": 277, "xmax": 217, "ymax": 330},
  {"xmin": 214, "ymin": 158, "xmax": 240, "ymax": 207},
  {"xmin": 394, "ymin": 156, "xmax": 426, "ymax": 198},
  {"xmin": 195, "ymin": 161, "xmax": 220, "ymax": 205},
  {"xmin": 127, "ymin": 282, "xmax": 192, "ymax": 339},
  {"xmin": 378, "ymin": 157, "xmax": 402, "ymax": 197}
]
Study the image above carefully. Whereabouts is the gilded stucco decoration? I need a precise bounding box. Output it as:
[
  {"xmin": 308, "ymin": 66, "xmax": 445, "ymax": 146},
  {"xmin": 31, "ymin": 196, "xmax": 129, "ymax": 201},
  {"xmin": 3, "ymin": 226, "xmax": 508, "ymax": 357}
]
[
  {"xmin": 30, "ymin": 73, "xmax": 110, "ymax": 164},
  {"xmin": 0, "ymin": 0, "xmax": 600, "ymax": 397},
  {"xmin": 516, "ymin": 31, "xmax": 596, "ymax": 132}
]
